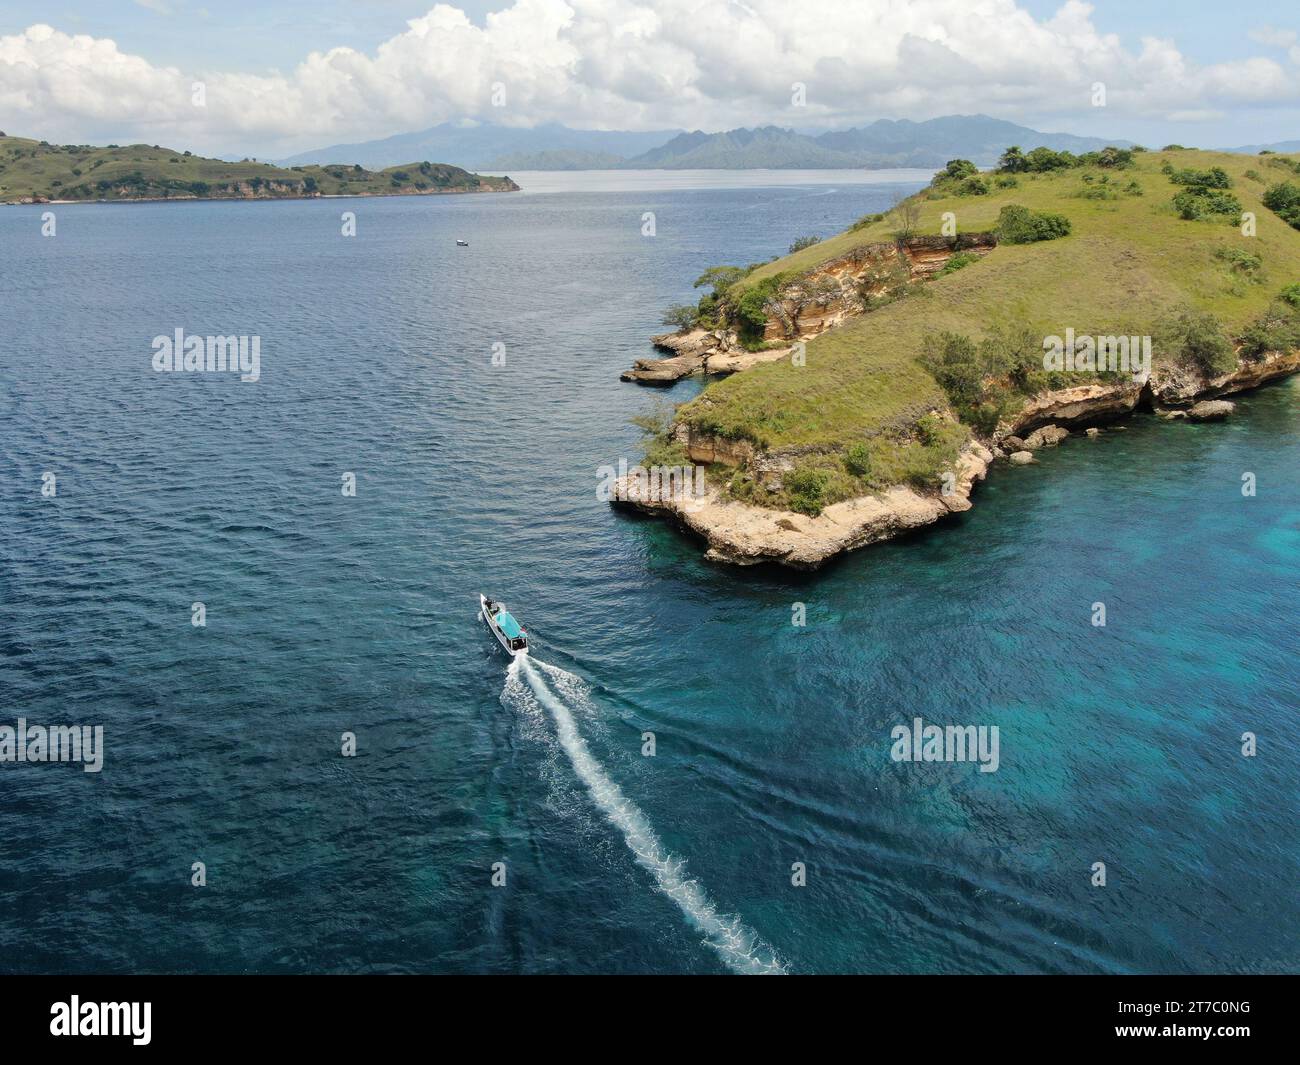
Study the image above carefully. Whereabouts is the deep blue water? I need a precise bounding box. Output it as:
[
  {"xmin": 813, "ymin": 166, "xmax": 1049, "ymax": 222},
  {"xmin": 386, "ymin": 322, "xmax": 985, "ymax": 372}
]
[{"xmin": 1, "ymin": 175, "xmax": 1297, "ymax": 974}]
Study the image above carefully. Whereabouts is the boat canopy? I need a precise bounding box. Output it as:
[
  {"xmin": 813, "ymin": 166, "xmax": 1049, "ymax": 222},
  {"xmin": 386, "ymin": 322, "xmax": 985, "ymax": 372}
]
[{"xmin": 496, "ymin": 611, "xmax": 524, "ymax": 639}]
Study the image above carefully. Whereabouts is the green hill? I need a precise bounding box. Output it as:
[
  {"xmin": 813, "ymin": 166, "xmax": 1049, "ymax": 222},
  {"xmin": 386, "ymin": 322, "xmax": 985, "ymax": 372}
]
[
  {"xmin": 0, "ymin": 133, "xmax": 519, "ymax": 203},
  {"xmin": 658, "ymin": 147, "xmax": 1300, "ymax": 516}
]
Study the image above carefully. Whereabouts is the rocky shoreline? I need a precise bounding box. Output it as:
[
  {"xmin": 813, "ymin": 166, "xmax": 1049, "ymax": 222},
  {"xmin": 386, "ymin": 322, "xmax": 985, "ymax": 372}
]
[{"xmin": 611, "ymin": 348, "xmax": 1300, "ymax": 568}]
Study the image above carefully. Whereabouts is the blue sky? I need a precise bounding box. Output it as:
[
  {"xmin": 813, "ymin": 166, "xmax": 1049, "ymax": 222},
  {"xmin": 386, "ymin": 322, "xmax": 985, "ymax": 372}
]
[{"xmin": 2, "ymin": 1, "xmax": 1297, "ymax": 155}]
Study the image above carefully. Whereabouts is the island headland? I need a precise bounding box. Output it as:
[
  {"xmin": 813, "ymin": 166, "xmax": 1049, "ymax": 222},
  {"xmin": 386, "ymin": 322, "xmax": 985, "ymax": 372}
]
[{"xmin": 614, "ymin": 147, "xmax": 1300, "ymax": 567}]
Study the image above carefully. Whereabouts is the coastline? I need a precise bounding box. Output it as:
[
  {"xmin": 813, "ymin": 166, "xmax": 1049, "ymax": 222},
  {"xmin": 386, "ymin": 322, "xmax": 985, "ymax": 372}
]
[
  {"xmin": 612, "ymin": 349, "xmax": 1300, "ymax": 568},
  {"xmin": 4, "ymin": 183, "xmax": 521, "ymax": 207}
]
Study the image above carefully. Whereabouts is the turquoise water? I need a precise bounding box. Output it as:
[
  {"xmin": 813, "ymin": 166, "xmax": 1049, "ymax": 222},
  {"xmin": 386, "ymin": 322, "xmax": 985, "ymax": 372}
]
[{"xmin": 1, "ymin": 177, "xmax": 1297, "ymax": 974}]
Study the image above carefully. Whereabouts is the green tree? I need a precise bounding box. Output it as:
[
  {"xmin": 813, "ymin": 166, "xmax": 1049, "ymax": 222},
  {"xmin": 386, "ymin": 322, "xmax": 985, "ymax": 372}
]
[
  {"xmin": 660, "ymin": 304, "xmax": 699, "ymax": 332},
  {"xmin": 998, "ymin": 146, "xmax": 1028, "ymax": 173}
]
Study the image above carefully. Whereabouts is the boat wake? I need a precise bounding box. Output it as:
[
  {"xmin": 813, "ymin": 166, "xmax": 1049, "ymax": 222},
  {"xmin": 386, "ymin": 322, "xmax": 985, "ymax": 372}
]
[{"xmin": 503, "ymin": 655, "xmax": 786, "ymax": 975}]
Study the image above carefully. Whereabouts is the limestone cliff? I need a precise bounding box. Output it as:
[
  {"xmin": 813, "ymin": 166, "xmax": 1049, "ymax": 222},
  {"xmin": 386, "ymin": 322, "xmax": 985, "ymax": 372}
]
[{"xmin": 622, "ymin": 233, "xmax": 996, "ymax": 384}]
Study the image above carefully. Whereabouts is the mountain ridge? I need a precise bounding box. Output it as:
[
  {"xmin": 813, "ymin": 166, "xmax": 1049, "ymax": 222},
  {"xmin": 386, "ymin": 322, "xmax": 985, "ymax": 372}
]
[{"xmin": 283, "ymin": 115, "xmax": 1134, "ymax": 171}]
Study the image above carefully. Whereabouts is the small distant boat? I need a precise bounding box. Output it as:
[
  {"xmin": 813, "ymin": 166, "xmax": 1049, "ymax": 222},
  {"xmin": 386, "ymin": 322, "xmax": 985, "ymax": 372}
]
[
  {"xmin": 480, "ymin": 594, "xmax": 528, "ymax": 656},
  {"xmin": 456, "ymin": 238, "xmax": 469, "ymax": 246}
]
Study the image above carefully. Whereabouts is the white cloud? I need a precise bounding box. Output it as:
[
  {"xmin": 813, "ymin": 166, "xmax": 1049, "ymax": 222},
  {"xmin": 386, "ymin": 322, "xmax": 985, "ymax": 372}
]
[
  {"xmin": 1, "ymin": 1, "xmax": 1297, "ymax": 155},
  {"xmin": 1248, "ymin": 26, "xmax": 1297, "ymax": 48}
]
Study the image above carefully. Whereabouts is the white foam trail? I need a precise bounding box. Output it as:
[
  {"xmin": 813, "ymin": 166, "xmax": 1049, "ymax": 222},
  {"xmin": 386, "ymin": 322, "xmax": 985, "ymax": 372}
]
[{"xmin": 504, "ymin": 655, "xmax": 786, "ymax": 975}]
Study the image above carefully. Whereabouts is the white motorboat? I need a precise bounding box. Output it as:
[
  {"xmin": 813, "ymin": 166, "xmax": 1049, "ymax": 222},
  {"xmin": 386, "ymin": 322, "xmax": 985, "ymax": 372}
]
[{"xmin": 480, "ymin": 594, "xmax": 528, "ymax": 656}]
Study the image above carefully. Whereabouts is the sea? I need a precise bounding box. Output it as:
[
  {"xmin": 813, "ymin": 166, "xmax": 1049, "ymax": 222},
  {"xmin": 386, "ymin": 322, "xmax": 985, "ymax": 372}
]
[{"xmin": 1, "ymin": 168, "xmax": 1296, "ymax": 973}]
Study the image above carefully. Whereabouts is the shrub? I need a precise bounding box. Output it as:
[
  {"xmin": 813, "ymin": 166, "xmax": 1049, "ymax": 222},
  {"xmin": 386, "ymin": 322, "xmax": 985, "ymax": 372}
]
[
  {"xmin": 1172, "ymin": 189, "xmax": 1242, "ymax": 221},
  {"xmin": 984, "ymin": 320, "xmax": 1056, "ymax": 395},
  {"xmin": 1168, "ymin": 166, "xmax": 1231, "ymax": 189},
  {"xmin": 959, "ymin": 401, "xmax": 1005, "ymax": 435},
  {"xmin": 1238, "ymin": 300, "xmax": 1300, "ymax": 359},
  {"xmin": 941, "ymin": 159, "xmax": 979, "ymax": 180},
  {"xmin": 994, "ymin": 204, "xmax": 1072, "ymax": 244},
  {"xmin": 915, "ymin": 412, "xmax": 947, "ymax": 447},
  {"xmin": 1280, "ymin": 283, "xmax": 1300, "ymax": 308},
  {"xmin": 849, "ymin": 211, "xmax": 885, "ymax": 231},
  {"xmin": 1155, "ymin": 309, "xmax": 1236, "ymax": 376},
  {"xmin": 920, "ymin": 331, "xmax": 985, "ymax": 407},
  {"xmin": 785, "ymin": 463, "xmax": 831, "ymax": 516},
  {"xmin": 788, "ymin": 235, "xmax": 821, "ymax": 254},
  {"xmin": 735, "ymin": 274, "xmax": 787, "ymax": 342},
  {"xmin": 1262, "ymin": 182, "xmax": 1300, "ymax": 228},
  {"xmin": 957, "ymin": 176, "xmax": 989, "ymax": 196},
  {"xmin": 1214, "ymin": 246, "xmax": 1263, "ymax": 280},
  {"xmin": 935, "ymin": 251, "xmax": 979, "ymax": 277},
  {"xmin": 844, "ymin": 443, "xmax": 872, "ymax": 477},
  {"xmin": 1023, "ymin": 147, "xmax": 1077, "ymax": 172}
]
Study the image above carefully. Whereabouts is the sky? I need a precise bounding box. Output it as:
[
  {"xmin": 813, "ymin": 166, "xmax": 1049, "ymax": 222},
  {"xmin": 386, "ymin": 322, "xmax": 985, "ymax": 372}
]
[{"xmin": 1, "ymin": 0, "xmax": 1297, "ymax": 157}]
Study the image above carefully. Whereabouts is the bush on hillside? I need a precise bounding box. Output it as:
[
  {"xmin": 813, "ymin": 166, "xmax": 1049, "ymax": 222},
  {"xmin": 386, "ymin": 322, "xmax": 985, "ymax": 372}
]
[
  {"xmin": 1172, "ymin": 188, "xmax": 1243, "ymax": 221},
  {"xmin": 848, "ymin": 211, "xmax": 885, "ymax": 232},
  {"xmin": 942, "ymin": 159, "xmax": 979, "ymax": 180},
  {"xmin": 1262, "ymin": 181, "xmax": 1300, "ymax": 229},
  {"xmin": 735, "ymin": 275, "xmax": 787, "ymax": 343},
  {"xmin": 1155, "ymin": 309, "xmax": 1236, "ymax": 376},
  {"xmin": 785, "ymin": 463, "xmax": 833, "ymax": 516},
  {"xmin": 920, "ymin": 332, "xmax": 986, "ymax": 407},
  {"xmin": 1168, "ymin": 166, "xmax": 1232, "ymax": 190},
  {"xmin": 1213, "ymin": 246, "xmax": 1263, "ymax": 281},
  {"xmin": 1238, "ymin": 293, "xmax": 1300, "ymax": 359},
  {"xmin": 994, "ymin": 204, "xmax": 1072, "ymax": 243}
]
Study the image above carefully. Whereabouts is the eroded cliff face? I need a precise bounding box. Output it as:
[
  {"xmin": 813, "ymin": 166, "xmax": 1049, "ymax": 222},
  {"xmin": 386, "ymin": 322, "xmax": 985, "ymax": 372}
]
[
  {"xmin": 615, "ymin": 348, "xmax": 1300, "ymax": 568},
  {"xmin": 622, "ymin": 233, "xmax": 996, "ymax": 384},
  {"xmin": 1002, "ymin": 347, "xmax": 1300, "ymax": 439},
  {"xmin": 761, "ymin": 232, "xmax": 997, "ymax": 342}
]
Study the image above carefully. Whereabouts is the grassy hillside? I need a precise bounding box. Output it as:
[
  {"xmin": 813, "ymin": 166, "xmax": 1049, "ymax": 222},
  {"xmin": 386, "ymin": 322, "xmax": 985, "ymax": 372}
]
[
  {"xmin": 0, "ymin": 134, "xmax": 518, "ymax": 202},
  {"xmin": 680, "ymin": 148, "xmax": 1300, "ymax": 458}
]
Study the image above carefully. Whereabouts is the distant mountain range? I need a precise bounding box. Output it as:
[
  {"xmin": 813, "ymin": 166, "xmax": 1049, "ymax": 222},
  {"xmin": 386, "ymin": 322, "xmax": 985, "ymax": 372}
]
[
  {"xmin": 1223, "ymin": 140, "xmax": 1300, "ymax": 155},
  {"xmin": 279, "ymin": 123, "xmax": 678, "ymax": 171},
  {"xmin": 281, "ymin": 115, "xmax": 1133, "ymax": 172}
]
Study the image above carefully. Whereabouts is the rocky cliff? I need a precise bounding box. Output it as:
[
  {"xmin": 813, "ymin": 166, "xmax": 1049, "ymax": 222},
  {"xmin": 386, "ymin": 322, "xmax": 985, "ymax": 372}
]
[{"xmin": 622, "ymin": 233, "xmax": 996, "ymax": 384}]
